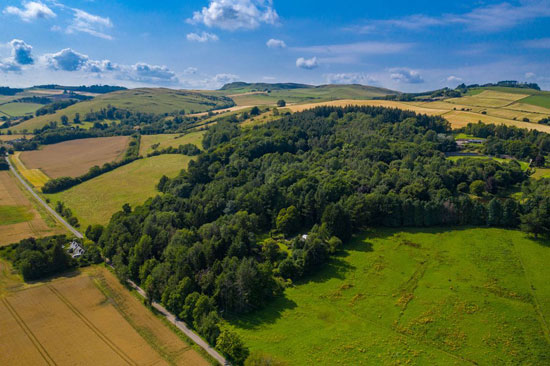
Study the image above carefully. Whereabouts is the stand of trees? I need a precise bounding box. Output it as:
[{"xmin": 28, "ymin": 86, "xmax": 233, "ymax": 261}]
[
  {"xmin": 35, "ymin": 99, "xmax": 79, "ymax": 116},
  {"xmin": 147, "ymin": 143, "xmax": 201, "ymax": 157},
  {"xmin": 95, "ymin": 106, "xmax": 539, "ymax": 363}
]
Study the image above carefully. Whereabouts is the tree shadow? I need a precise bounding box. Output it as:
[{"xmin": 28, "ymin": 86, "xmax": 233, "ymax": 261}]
[
  {"xmin": 226, "ymin": 294, "xmax": 298, "ymax": 330},
  {"xmin": 26, "ymin": 268, "xmax": 82, "ymax": 285}
]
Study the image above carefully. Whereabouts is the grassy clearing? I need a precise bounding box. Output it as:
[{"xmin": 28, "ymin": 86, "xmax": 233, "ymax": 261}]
[
  {"xmin": 9, "ymin": 152, "xmax": 50, "ymax": 190},
  {"xmin": 0, "ymin": 206, "xmax": 33, "ymax": 225},
  {"xmin": 46, "ymin": 154, "xmax": 193, "ymax": 228},
  {"xmin": 447, "ymin": 155, "xmax": 530, "ymax": 171},
  {"xmin": 0, "ymin": 134, "xmax": 32, "ymax": 141},
  {"xmin": 140, "ymin": 131, "xmax": 205, "ymax": 156},
  {"xmin": 0, "ymin": 102, "xmax": 43, "ymax": 117},
  {"xmin": 20, "ymin": 136, "xmax": 129, "ymax": 179},
  {"xmin": 226, "ymin": 228, "xmax": 550, "ymax": 365},
  {"xmin": 532, "ymin": 168, "xmax": 550, "ymax": 179}
]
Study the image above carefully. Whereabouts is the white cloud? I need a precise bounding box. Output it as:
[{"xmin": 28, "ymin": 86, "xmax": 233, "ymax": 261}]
[
  {"xmin": 118, "ymin": 63, "xmax": 179, "ymax": 84},
  {"xmin": 213, "ymin": 73, "xmax": 239, "ymax": 84},
  {"xmin": 525, "ymin": 72, "xmax": 536, "ymax": 79},
  {"xmin": 447, "ymin": 75, "xmax": 462, "ymax": 83},
  {"xmin": 9, "ymin": 39, "xmax": 34, "ymax": 65},
  {"xmin": 390, "ymin": 68, "xmax": 424, "ymax": 84},
  {"xmin": 66, "ymin": 8, "xmax": 113, "ymax": 40},
  {"xmin": 45, "ymin": 48, "xmax": 90, "ymax": 71},
  {"xmin": 294, "ymin": 41, "xmax": 413, "ymax": 55},
  {"xmin": 296, "ymin": 57, "xmax": 318, "ymax": 70},
  {"xmin": 3, "ymin": 1, "xmax": 56, "ymax": 22},
  {"xmin": 184, "ymin": 67, "xmax": 198, "ymax": 75},
  {"xmin": 524, "ymin": 38, "xmax": 550, "ymax": 49},
  {"xmin": 0, "ymin": 61, "xmax": 21, "ymax": 73},
  {"xmin": 188, "ymin": 0, "xmax": 279, "ymax": 30},
  {"xmin": 266, "ymin": 38, "xmax": 286, "ymax": 48},
  {"xmin": 187, "ymin": 32, "xmax": 219, "ymax": 42},
  {"xmin": 360, "ymin": 1, "xmax": 550, "ymax": 32},
  {"xmin": 324, "ymin": 73, "xmax": 376, "ymax": 85}
]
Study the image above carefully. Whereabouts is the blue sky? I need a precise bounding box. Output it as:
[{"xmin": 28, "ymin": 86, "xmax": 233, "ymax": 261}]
[{"xmin": 0, "ymin": 0, "xmax": 549, "ymax": 91}]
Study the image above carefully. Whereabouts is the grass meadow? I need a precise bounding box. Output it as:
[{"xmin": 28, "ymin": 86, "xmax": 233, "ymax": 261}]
[
  {"xmin": 46, "ymin": 154, "xmax": 193, "ymax": 228},
  {"xmin": 140, "ymin": 130, "xmax": 205, "ymax": 156},
  {"xmin": 225, "ymin": 228, "xmax": 550, "ymax": 365}
]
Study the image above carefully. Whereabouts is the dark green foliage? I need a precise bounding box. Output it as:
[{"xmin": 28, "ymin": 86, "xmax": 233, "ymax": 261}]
[
  {"xmin": 276, "ymin": 100, "xmax": 286, "ymax": 107},
  {"xmin": 85, "ymin": 224, "xmax": 104, "ymax": 242},
  {"xmin": 54, "ymin": 201, "xmax": 79, "ymax": 227},
  {"xmin": 2, "ymin": 236, "xmax": 75, "ymax": 281},
  {"xmin": 216, "ymin": 330, "xmax": 250, "ymax": 366},
  {"xmin": 35, "ymin": 99, "xmax": 79, "ymax": 116},
  {"xmin": 0, "ymin": 87, "xmax": 24, "ymax": 95},
  {"xmin": 0, "ymin": 156, "xmax": 8, "ymax": 171},
  {"xmin": 98, "ymin": 106, "xmax": 533, "ymax": 348},
  {"xmin": 147, "ymin": 143, "xmax": 200, "ymax": 157}
]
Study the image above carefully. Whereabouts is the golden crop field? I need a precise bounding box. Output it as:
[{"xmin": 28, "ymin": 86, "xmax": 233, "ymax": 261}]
[
  {"xmin": 9, "ymin": 152, "xmax": 50, "ymax": 190},
  {"xmin": 0, "ymin": 267, "xmax": 209, "ymax": 366},
  {"xmin": 0, "ymin": 134, "xmax": 31, "ymax": 141},
  {"xmin": 287, "ymin": 99, "xmax": 448, "ymax": 115},
  {"xmin": 0, "ymin": 171, "xmax": 65, "ymax": 246},
  {"xmin": 20, "ymin": 136, "xmax": 129, "ymax": 179},
  {"xmin": 140, "ymin": 131, "xmax": 205, "ymax": 156}
]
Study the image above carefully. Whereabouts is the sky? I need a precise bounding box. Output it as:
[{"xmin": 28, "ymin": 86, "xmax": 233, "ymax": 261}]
[{"xmin": 0, "ymin": 0, "xmax": 549, "ymax": 92}]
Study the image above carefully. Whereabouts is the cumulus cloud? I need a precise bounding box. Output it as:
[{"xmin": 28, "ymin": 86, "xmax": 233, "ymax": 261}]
[
  {"xmin": 118, "ymin": 63, "xmax": 179, "ymax": 84},
  {"xmin": 525, "ymin": 72, "xmax": 536, "ymax": 79},
  {"xmin": 188, "ymin": 0, "xmax": 279, "ymax": 30},
  {"xmin": 45, "ymin": 48, "xmax": 90, "ymax": 71},
  {"xmin": 266, "ymin": 38, "xmax": 286, "ymax": 48},
  {"xmin": 296, "ymin": 57, "xmax": 318, "ymax": 70},
  {"xmin": 10, "ymin": 39, "xmax": 34, "ymax": 65},
  {"xmin": 213, "ymin": 73, "xmax": 239, "ymax": 85},
  {"xmin": 66, "ymin": 8, "xmax": 113, "ymax": 40},
  {"xmin": 0, "ymin": 61, "xmax": 21, "ymax": 73},
  {"xmin": 447, "ymin": 75, "xmax": 462, "ymax": 83},
  {"xmin": 390, "ymin": 68, "xmax": 424, "ymax": 84},
  {"xmin": 187, "ymin": 32, "xmax": 219, "ymax": 42},
  {"xmin": 324, "ymin": 73, "xmax": 376, "ymax": 85},
  {"xmin": 3, "ymin": 1, "xmax": 56, "ymax": 22}
]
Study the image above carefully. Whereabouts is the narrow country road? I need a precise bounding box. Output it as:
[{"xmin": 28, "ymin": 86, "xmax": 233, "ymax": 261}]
[
  {"xmin": 126, "ymin": 279, "xmax": 229, "ymax": 366},
  {"xmin": 6, "ymin": 155, "xmax": 84, "ymax": 239},
  {"xmin": 8, "ymin": 154, "xmax": 228, "ymax": 365}
]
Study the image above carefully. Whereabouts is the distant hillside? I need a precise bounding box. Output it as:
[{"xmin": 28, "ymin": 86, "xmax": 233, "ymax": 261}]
[
  {"xmin": 33, "ymin": 84, "xmax": 127, "ymax": 94},
  {"xmin": 221, "ymin": 82, "xmax": 313, "ymax": 92},
  {"xmin": 8, "ymin": 88, "xmax": 235, "ymax": 133}
]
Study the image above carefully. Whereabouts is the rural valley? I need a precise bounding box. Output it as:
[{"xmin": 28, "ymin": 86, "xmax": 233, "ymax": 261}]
[{"xmin": 1, "ymin": 0, "xmax": 550, "ymax": 365}]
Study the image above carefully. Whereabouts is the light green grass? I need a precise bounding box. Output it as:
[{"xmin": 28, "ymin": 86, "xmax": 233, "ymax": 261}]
[
  {"xmin": 226, "ymin": 228, "xmax": 550, "ymax": 365},
  {"xmin": 447, "ymin": 155, "xmax": 529, "ymax": 171},
  {"xmin": 140, "ymin": 131, "xmax": 205, "ymax": 156},
  {"xmin": 45, "ymin": 154, "xmax": 193, "ymax": 228},
  {"xmin": 0, "ymin": 205, "xmax": 33, "ymax": 225},
  {"xmin": 519, "ymin": 95, "xmax": 550, "ymax": 109},
  {"xmin": 0, "ymin": 102, "xmax": 43, "ymax": 117},
  {"xmin": 10, "ymin": 88, "xmax": 234, "ymax": 132},
  {"xmin": 532, "ymin": 168, "xmax": 550, "ymax": 179}
]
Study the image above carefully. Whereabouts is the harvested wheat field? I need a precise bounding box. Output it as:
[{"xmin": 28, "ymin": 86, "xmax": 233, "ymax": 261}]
[
  {"xmin": 0, "ymin": 171, "xmax": 64, "ymax": 246},
  {"xmin": 0, "ymin": 267, "xmax": 210, "ymax": 366},
  {"xmin": 287, "ymin": 99, "xmax": 448, "ymax": 115},
  {"xmin": 20, "ymin": 136, "xmax": 129, "ymax": 179},
  {"xmin": 10, "ymin": 152, "xmax": 50, "ymax": 189}
]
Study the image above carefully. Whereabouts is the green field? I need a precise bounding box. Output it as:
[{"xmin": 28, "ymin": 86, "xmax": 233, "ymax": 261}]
[
  {"xmin": 225, "ymin": 228, "xmax": 550, "ymax": 365},
  {"xmin": 0, "ymin": 102, "xmax": 43, "ymax": 117},
  {"xmin": 446, "ymin": 155, "xmax": 530, "ymax": 171},
  {"xmin": 0, "ymin": 205, "xmax": 33, "ymax": 225},
  {"xmin": 140, "ymin": 130, "xmax": 205, "ymax": 156},
  {"xmin": 45, "ymin": 154, "xmax": 193, "ymax": 228},
  {"xmin": 519, "ymin": 95, "xmax": 550, "ymax": 109},
  {"xmin": 9, "ymin": 88, "xmax": 234, "ymax": 132}
]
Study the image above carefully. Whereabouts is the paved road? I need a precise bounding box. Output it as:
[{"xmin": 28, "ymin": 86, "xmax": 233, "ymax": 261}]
[
  {"xmin": 6, "ymin": 155, "xmax": 84, "ymax": 239},
  {"xmin": 126, "ymin": 279, "xmax": 229, "ymax": 366}
]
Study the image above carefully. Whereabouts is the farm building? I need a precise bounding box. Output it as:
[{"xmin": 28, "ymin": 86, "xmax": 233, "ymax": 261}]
[{"xmin": 67, "ymin": 240, "xmax": 85, "ymax": 258}]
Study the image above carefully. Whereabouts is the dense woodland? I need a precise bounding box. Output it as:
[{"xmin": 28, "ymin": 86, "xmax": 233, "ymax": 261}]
[{"xmin": 87, "ymin": 106, "xmax": 549, "ymax": 363}]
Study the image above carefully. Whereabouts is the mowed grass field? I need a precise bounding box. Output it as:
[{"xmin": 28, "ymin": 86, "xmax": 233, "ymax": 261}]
[
  {"xmin": 20, "ymin": 136, "xmax": 129, "ymax": 178},
  {"xmin": 46, "ymin": 154, "xmax": 193, "ymax": 228},
  {"xmin": 0, "ymin": 102, "xmax": 43, "ymax": 117},
  {"xmin": 226, "ymin": 228, "xmax": 550, "ymax": 365},
  {"xmin": 9, "ymin": 88, "xmax": 234, "ymax": 133},
  {"xmin": 0, "ymin": 266, "xmax": 210, "ymax": 366},
  {"xmin": 0, "ymin": 171, "xmax": 65, "ymax": 246},
  {"xmin": 140, "ymin": 131, "xmax": 205, "ymax": 156}
]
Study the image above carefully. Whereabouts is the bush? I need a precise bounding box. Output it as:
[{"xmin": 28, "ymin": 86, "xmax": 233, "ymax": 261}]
[
  {"xmin": 276, "ymin": 100, "xmax": 286, "ymax": 107},
  {"xmin": 216, "ymin": 330, "xmax": 249, "ymax": 365}
]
